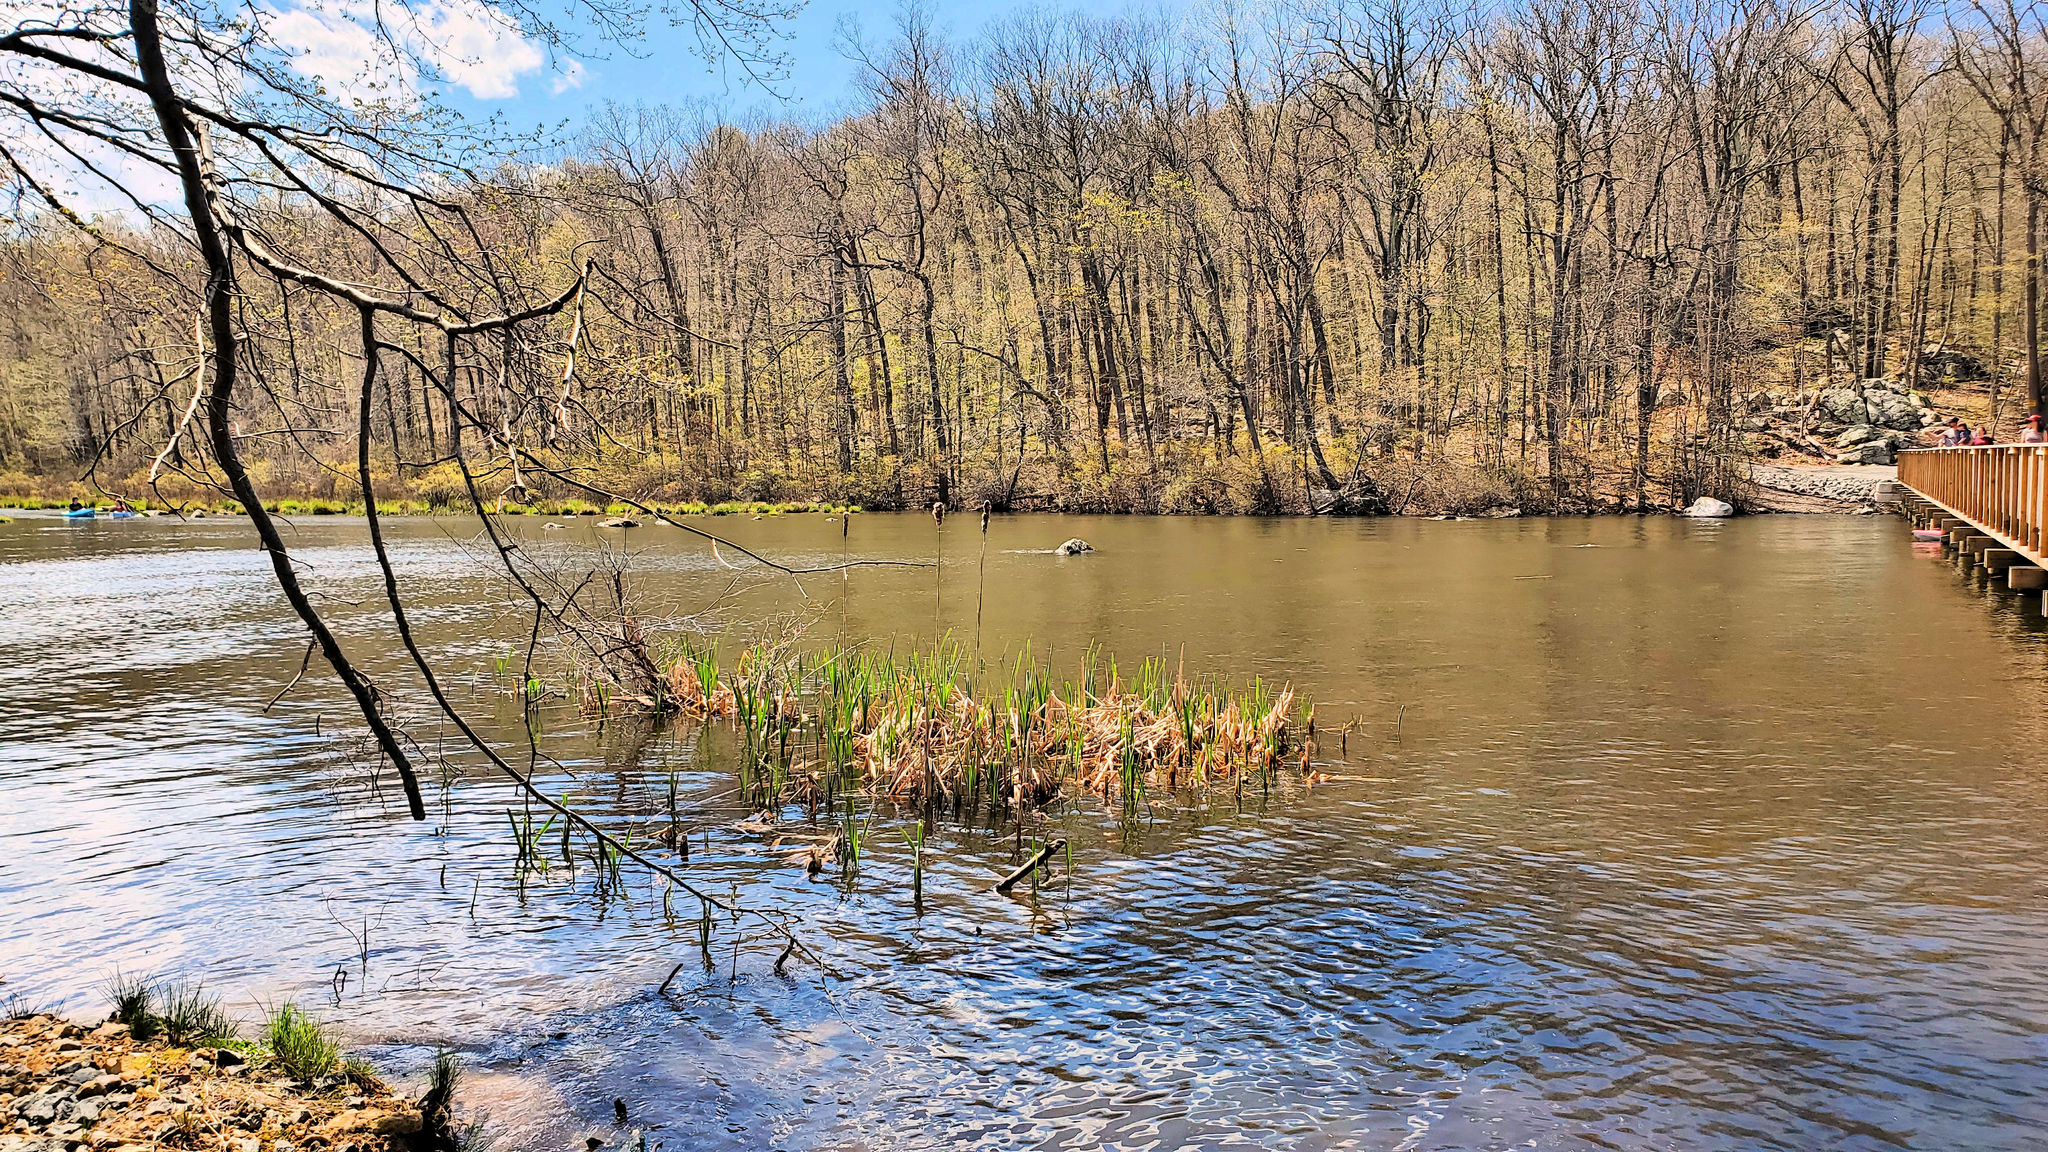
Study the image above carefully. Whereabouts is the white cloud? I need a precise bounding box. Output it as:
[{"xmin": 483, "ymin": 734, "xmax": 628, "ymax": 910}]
[
  {"xmin": 264, "ymin": 0, "xmax": 412, "ymax": 100},
  {"xmin": 551, "ymin": 59, "xmax": 587, "ymax": 97},
  {"xmin": 415, "ymin": 0, "xmax": 544, "ymax": 100},
  {"xmin": 264, "ymin": 0, "xmax": 551, "ymax": 103},
  {"xmin": 0, "ymin": 21, "xmax": 184, "ymax": 221},
  {"xmin": 5, "ymin": 126, "xmax": 185, "ymax": 222}
]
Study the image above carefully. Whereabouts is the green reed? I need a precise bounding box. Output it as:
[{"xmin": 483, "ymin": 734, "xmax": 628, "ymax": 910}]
[{"xmin": 651, "ymin": 636, "xmax": 1300, "ymax": 815}]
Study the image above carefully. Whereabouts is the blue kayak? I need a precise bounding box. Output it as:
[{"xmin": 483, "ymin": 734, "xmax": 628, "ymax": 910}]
[
  {"xmin": 108, "ymin": 511, "xmax": 138, "ymax": 519},
  {"xmin": 62, "ymin": 508, "xmax": 95, "ymax": 519}
]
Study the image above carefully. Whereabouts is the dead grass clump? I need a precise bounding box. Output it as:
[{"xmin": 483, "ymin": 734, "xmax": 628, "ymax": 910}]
[{"xmin": 662, "ymin": 642, "xmax": 737, "ymax": 718}]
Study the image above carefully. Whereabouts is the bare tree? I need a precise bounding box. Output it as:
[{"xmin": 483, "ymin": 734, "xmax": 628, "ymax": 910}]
[{"xmin": 1953, "ymin": 0, "xmax": 2048, "ymax": 413}]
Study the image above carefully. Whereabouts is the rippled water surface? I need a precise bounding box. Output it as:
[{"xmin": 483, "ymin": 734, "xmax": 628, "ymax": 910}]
[{"xmin": 4, "ymin": 510, "xmax": 2047, "ymax": 1150}]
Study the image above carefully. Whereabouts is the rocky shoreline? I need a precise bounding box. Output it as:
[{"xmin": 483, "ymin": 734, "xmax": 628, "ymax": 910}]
[
  {"xmin": 2, "ymin": 1015, "xmax": 425, "ymax": 1152},
  {"xmin": 1747, "ymin": 463, "xmax": 1901, "ymax": 512}
]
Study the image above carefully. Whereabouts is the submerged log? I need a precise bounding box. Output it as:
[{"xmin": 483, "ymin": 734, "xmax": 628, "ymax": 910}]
[{"xmin": 995, "ymin": 838, "xmax": 1067, "ymax": 894}]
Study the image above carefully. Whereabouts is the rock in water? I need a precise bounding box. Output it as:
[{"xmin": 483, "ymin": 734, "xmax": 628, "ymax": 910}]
[
  {"xmin": 597, "ymin": 517, "xmax": 639, "ymax": 528},
  {"xmin": 1684, "ymin": 497, "xmax": 1735, "ymax": 518},
  {"xmin": 1056, "ymin": 538, "xmax": 1092, "ymax": 555}
]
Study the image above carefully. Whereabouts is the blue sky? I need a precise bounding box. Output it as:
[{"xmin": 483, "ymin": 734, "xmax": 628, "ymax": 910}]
[
  {"xmin": 251, "ymin": 0, "xmax": 1213, "ymax": 143},
  {"xmin": 30, "ymin": 0, "xmax": 1152, "ymax": 216},
  {"xmin": 456, "ymin": 0, "xmax": 1015, "ymax": 131}
]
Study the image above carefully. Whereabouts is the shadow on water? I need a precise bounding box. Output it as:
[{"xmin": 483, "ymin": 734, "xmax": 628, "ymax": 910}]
[{"xmin": 3, "ymin": 511, "xmax": 2047, "ymax": 1150}]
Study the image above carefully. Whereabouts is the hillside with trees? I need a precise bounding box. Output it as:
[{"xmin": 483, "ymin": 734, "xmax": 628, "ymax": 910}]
[{"xmin": 2, "ymin": 0, "xmax": 2042, "ymax": 515}]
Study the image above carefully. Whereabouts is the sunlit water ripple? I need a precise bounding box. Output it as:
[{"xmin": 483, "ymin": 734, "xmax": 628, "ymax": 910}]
[{"xmin": 2, "ymin": 510, "xmax": 2045, "ymax": 1150}]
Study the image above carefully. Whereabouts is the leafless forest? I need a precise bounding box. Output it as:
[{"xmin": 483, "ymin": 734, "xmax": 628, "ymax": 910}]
[{"xmin": 2, "ymin": 0, "xmax": 2044, "ymax": 515}]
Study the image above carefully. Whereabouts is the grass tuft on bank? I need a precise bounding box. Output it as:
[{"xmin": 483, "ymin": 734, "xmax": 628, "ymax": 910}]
[{"xmin": 2, "ymin": 1000, "xmax": 451, "ymax": 1152}]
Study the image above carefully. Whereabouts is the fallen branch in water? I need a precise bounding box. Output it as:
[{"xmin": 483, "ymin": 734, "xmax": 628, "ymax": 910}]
[
  {"xmin": 346, "ymin": 324, "xmax": 824, "ymax": 975},
  {"xmin": 995, "ymin": 838, "xmax": 1066, "ymax": 895}
]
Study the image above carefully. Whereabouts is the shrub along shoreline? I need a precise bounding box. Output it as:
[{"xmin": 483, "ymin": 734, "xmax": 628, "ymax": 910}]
[
  {"xmin": 0, "ymin": 445, "xmax": 1701, "ymax": 518},
  {"xmin": 0, "ymin": 496, "xmax": 861, "ymax": 520},
  {"xmin": 0, "ymin": 457, "xmax": 1889, "ymax": 519}
]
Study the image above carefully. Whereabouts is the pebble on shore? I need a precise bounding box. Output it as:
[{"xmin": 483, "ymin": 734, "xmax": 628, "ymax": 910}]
[{"xmin": 1, "ymin": 1014, "xmax": 423, "ymax": 1152}]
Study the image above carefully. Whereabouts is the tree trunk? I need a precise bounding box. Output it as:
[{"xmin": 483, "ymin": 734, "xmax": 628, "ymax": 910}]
[
  {"xmin": 829, "ymin": 237, "xmax": 856, "ymax": 472},
  {"xmin": 129, "ymin": 0, "xmax": 424, "ymax": 819}
]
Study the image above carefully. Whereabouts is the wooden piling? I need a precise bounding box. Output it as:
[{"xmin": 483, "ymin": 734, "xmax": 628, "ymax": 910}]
[
  {"xmin": 2008, "ymin": 566, "xmax": 2048, "ymax": 591},
  {"xmin": 1982, "ymin": 547, "xmax": 2022, "ymax": 572}
]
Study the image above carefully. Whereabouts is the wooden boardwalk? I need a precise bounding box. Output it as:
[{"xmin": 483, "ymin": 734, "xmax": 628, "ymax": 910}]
[{"xmin": 1896, "ymin": 446, "xmax": 2048, "ymax": 592}]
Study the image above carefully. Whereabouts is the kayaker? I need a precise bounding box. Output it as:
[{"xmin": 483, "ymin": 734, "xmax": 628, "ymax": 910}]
[
  {"xmin": 66, "ymin": 499, "xmax": 82, "ymax": 511},
  {"xmin": 111, "ymin": 497, "xmax": 131, "ymax": 513}
]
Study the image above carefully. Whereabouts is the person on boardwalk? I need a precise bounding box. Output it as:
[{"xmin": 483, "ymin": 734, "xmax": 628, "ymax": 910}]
[
  {"xmin": 2023, "ymin": 415, "xmax": 2045, "ymax": 444},
  {"xmin": 1939, "ymin": 418, "xmax": 1968, "ymax": 447},
  {"xmin": 1971, "ymin": 426, "xmax": 1994, "ymax": 445}
]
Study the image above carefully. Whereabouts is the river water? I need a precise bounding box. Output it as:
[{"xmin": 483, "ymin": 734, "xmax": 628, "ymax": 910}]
[{"xmin": 2, "ymin": 510, "xmax": 2046, "ymax": 1150}]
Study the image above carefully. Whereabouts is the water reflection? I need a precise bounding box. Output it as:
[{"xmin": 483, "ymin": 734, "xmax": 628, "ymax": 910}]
[{"xmin": 2, "ymin": 511, "xmax": 2046, "ymax": 1150}]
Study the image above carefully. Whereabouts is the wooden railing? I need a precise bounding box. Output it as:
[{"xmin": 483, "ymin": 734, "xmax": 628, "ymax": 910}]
[{"xmin": 1897, "ymin": 445, "xmax": 2048, "ymax": 563}]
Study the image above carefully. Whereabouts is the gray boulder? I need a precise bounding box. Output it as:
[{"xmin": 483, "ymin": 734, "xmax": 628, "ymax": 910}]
[
  {"xmin": 1833, "ymin": 424, "xmax": 1882, "ymax": 448},
  {"xmin": 1919, "ymin": 344, "xmax": 1990, "ymax": 383},
  {"xmin": 1834, "ymin": 441, "xmax": 1895, "ymax": 465},
  {"xmin": 1815, "ymin": 386, "xmax": 1868, "ymax": 425},
  {"xmin": 1866, "ymin": 389, "xmax": 1923, "ymax": 430},
  {"xmin": 1055, "ymin": 538, "xmax": 1092, "ymax": 556},
  {"xmin": 1685, "ymin": 496, "xmax": 1735, "ymax": 518}
]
